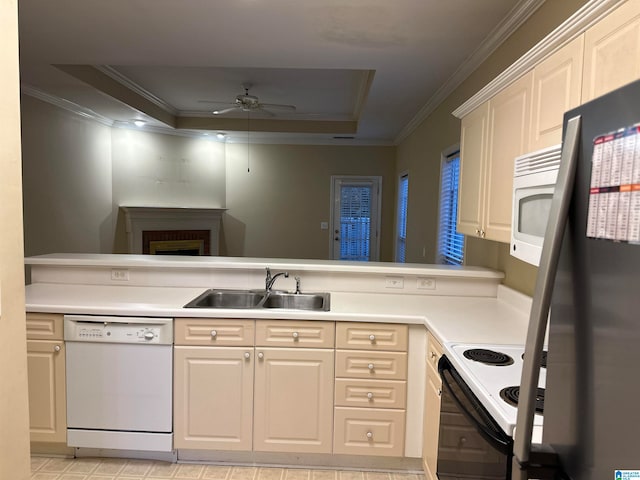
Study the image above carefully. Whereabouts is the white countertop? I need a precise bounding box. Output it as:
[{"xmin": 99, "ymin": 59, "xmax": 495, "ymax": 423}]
[
  {"xmin": 25, "ymin": 253, "xmax": 505, "ymax": 279},
  {"xmin": 25, "ymin": 282, "xmax": 531, "ymax": 346}
]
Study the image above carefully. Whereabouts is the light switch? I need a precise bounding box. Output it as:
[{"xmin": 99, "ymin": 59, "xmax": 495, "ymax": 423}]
[{"xmin": 320, "ymin": 222, "xmax": 329, "ymax": 230}]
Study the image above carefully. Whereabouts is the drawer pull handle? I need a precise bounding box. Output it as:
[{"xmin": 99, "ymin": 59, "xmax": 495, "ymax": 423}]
[
  {"xmin": 438, "ymin": 388, "xmax": 442, "ymax": 397},
  {"xmin": 244, "ymin": 352, "xmax": 251, "ymax": 360},
  {"xmin": 430, "ymin": 351, "xmax": 437, "ymax": 359},
  {"xmin": 54, "ymin": 345, "xmax": 61, "ymax": 353},
  {"xmin": 258, "ymin": 352, "xmax": 264, "ymax": 360},
  {"xmin": 367, "ymin": 363, "xmax": 375, "ymax": 371},
  {"xmin": 210, "ymin": 330, "xmax": 218, "ymax": 338},
  {"xmin": 366, "ymin": 431, "xmax": 373, "ymax": 439},
  {"xmin": 367, "ymin": 392, "xmax": 374, "ymax": 400},
  {"xmin": 292, "ymin": 332, "xmax": 299, "ymax": 339},
  {"xmin": 369, "ymin": 334, "xmax": 376, "ymax": 342}
]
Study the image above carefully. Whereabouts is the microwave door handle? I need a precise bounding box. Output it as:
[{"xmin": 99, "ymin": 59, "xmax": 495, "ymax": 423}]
[
  {"xmin": 439, "ymin": 359, "xmax": 512, "ymax": 454},
  {"xmin": 512, "ymin": 115, "xmax": 581, "ymax": 479}
]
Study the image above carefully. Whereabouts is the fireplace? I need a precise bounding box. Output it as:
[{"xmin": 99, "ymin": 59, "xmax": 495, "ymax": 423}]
[{"xmin": 121, "ymin": 207, "xmax": 225, "ymax": 255}]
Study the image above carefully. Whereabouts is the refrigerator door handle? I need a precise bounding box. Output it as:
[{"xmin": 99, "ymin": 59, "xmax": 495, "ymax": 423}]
[{"xmin": 512, "ymin": 115, "xmax": 582, "ymax": 480}]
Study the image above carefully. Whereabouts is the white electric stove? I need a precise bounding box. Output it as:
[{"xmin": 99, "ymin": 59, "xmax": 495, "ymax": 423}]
[{"xmin": 444, "ymin": 343, "xmax": 545, "ymax": 442}]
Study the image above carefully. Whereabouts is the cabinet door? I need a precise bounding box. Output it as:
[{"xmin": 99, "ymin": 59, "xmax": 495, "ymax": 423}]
[
  {"xmin": 173, "ymin": 346, "xmax": 254, "ymax": 450},
  {"xmin": 458, "ymin": 102, "xmax": 489, "ymax": 237},
  {"xmin": 254, "ymin": 348, "xmax": 334, "ymax": 453},
  {"xmin": 423, "ymin": 360, "xmax": 442, "ymax": 480},
  {"xmin": 530, "ymin": 36, "xmax": 584, "ymax": 150},
  {"xmin": 27, "ymin": 340, "xmax": 66, "ymax": 443},
  {"xmin": 582, "ymin": 0, "xmax": 640, "ymax": 102},
  {"xmin": 485, "ymin": 72, "xmax": 533, "ymax": 243}
]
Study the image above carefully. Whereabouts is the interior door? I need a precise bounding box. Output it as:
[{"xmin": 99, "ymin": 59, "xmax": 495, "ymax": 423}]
[{"xmin": 331, "ymin": 176, "xmax": 381, "ymax": 261}]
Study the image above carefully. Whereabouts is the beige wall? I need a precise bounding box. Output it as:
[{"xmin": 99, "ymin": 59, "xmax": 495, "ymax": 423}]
[
  {"xmin": 397, "ymin": 0, "xmax": 589, "ymax": 296},
  {"xmin": 223, "ymin": 143, "xmax": 397, "ymax": 260},
  {"xmin": 21, "ymin": 96, "xmax": 114, "ymax": 256},
  {"xmin": 0, "ymin": 0, "xmax": 32, "ymax": 477}
]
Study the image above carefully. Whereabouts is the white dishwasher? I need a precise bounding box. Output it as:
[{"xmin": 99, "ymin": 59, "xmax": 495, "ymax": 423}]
[{"xmin": 64, "ymin": 315, "xmax": 173, "ymax": 452}]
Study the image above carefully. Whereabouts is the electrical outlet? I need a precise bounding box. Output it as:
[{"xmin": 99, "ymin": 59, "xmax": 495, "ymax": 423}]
[
  {"xmin": 385, "ymin": 276, "xmax": 404, "ymax": 289},
  {"xmin": 111, "ymin": 269, "xmax": 130, "ymax": 281},
  {"xmin": 417, "ymin": 277, "xmax": 436, "ymax": 290}
]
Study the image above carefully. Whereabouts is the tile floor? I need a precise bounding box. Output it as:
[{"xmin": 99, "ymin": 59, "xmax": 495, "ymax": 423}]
[{"xmin": 30, "ymin": 457, "xmax": 426, "ymax": 480}]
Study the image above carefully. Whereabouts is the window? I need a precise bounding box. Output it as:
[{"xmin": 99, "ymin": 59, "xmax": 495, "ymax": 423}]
[
  {"xmin": 437, "ymin": 149, "xmax": 465, "ymax": 265},
  {"xmin": 396, "ymin": 173, "xmax": 409, "ymax": 262}
]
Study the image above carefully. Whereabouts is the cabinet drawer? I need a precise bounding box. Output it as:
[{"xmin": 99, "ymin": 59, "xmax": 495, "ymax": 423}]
[
  {"xmin": 255, "ymin": 320, "xmax": 334, "ymax": 348},
  {"xmin": 334, "ymin": 407, "xmax": 405, "ymax": 456},
  {"xmin": 335, "ymin": 350, "xmax": 407, "ymax": 380},
  {"xmin": 426, "ymin": 331, "xmax": 444, "ymax": 373},
  {"xmin": 26, "ymin": 313, "xmax": 64, "ymax": 340},
  {"xmin": 336, "ymin": 322, "xmax": 407, "ymax": 351},
  {"xmin": 335, "ymin": 378, "xmax": 406, "ymax": 409},
  {"xmin": 175, "ymin": 319, "xmax": 254, "ymax": 346}
]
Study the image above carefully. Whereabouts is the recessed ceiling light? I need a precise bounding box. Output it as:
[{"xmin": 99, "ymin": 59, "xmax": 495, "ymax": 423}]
[
  {"xmin": 213, "ymin": 110, "xmax": 220, "ymax": 115},
  {"xmin": 133, "ymin": 120, "xmax": 146, "ymax": 127},
  {"xmin": 216, "ymin": 132, "xmax": 226, "ymax": 140}
]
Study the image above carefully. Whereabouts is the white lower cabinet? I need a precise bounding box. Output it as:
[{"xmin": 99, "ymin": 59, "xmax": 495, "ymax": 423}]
[
  {"xmin": 253, "ymin": 347, "xmax": 334, "ymax": 453},
  {"xmin": 334, "ymin": 322, "xmax": 408, "ymax": 457},
  {"xmin": 173, "ymin": 346, "xmax": 254, "ymax": 450}
]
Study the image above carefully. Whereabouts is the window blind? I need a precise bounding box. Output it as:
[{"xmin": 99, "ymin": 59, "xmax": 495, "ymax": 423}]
[
  {"xmin": 438, "ymin": 152, "xmax": 464, "ymax": 265},
  {"xmin": 396, "ymin": 174, "xmax": 409, "ymax": 262},
  {"xmin": 340, "ymin": 185, "xmax": 372, "ymax": 261}
]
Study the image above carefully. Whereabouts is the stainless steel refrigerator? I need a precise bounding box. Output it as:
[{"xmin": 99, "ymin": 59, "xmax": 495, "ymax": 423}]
[{"xmin": 513, "ymin": 79, "xmax": 640, "ymax": 479}]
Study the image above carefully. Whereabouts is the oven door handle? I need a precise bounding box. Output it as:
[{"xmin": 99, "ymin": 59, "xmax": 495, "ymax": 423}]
[{"xmin": 439, "ymin": 357, "xmax": 513, "ymax": 455}]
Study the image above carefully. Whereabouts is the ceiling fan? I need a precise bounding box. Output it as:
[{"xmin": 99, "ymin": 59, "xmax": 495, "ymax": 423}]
[{"xmin": 200, "ymin": 83, "xmax": 296, "ymax": 117}]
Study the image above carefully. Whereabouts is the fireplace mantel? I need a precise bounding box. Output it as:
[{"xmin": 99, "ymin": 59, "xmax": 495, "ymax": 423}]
[{"xmin": 121, "ymin": 206, "xmax": 225, "ymax": 255}]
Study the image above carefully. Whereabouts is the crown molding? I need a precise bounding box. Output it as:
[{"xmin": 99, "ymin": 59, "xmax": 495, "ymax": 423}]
[
  {"xmin": 452, "ymin": 0, "xmax": 626, "ymax": 119},
  {"xmin": 395, "ymin": 0, "xmax": 545, "ymax": 144},
  {"xmin": 95, "ymin": 65, "xmax": 179, "ymax": 116},
  {"xmin": 21, "ymin": 84, "xmax": 115, "ymax": 127}
]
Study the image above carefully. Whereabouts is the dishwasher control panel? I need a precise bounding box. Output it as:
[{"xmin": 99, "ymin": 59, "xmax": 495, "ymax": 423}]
[{"xmin": 64, "ymin": 315, "xmax": 173, "ymax": 344}]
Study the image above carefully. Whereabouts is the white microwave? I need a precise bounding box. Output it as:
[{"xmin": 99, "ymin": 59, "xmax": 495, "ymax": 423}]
[{"xmin": 511, "ymin": 144, "xmax": 562, "ymax": 266}]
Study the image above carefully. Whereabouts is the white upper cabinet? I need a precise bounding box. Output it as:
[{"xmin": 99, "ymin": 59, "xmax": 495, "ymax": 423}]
[
  {"xmin": 530, "ymin": 35, "xmax": 585, "ymax": 150},
  {"xmin": 582, "ymin": 0, "xmax": 640, "ymax": 103}
]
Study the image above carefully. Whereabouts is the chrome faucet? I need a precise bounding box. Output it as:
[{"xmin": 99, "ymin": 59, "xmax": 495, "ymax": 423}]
[{"xmin": 265, "ymin": 267, "xmax": 289, "ymax": 292}]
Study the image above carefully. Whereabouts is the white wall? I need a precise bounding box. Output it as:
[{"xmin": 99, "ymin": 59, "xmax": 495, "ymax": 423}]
[{"xmin": 21, "ymin": 95, "xmax": 113, "ymax": 256}]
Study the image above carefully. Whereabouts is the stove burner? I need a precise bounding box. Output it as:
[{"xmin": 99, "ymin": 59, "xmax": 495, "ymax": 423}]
[
  {"xmin": 521, "ymin": 350, "xmax": 548, "ymax": 368},
  {"xmin": 463, "ymin": 348, "xmax": 514, "ymax": 366},
  {"xmin": 500, "ymin": 386, "xmax": 545, "ymax": 413}
]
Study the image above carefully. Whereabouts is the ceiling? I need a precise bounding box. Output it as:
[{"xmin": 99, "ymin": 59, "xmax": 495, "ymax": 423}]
[{"xmin": 18, "ymin": 0, "xmax": 542, "ymax": 144}]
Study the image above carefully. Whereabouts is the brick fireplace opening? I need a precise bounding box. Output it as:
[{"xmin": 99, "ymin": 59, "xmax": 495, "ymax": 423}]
[
  {"xmin": 121, "ymin": 207, "xmax": 225, "ymax": 255},
  {"xmin": 143, "ymin": 230, "xmax": 210, "ymax": 255}
]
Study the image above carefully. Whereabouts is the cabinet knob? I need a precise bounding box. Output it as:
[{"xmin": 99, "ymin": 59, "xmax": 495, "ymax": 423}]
[
  {"xmin": 369, "ymin": 334, "xmax": 376, "ymax": 342},
  {"xmin": 367, "ymin": 392, "xmax": 374, "ymax": 400},
  {"xmin": 430, "ymin": 351, "xmax": 437, "ymax": 359},
  {"xmin": 258, "ymin": 352, "xmax": 264, "ymax": 360},
  {"xmin": 480, "ymin": 230, "xmax": 486, "ymax": 238},
  {"xmin": 475, "ymin": 228, "xmax": 480, "ymax": 235},
  {"xmin": 244, "ymin": 352, "xmax": 251, "ymax": 360},
  {"xmin": 54, "ymin": 345, "xmax": 61, "ymax": 352},
  {"xmin": 438, "ymin": 389, "xmax": 442, "ymax": 397},
  {"xmin": 292, "ymin": 332, "xmax": 299, "ymax": 339},
  {"xmin": 367, "ymin": 363, "xmax": 375, "ymax": 371},
  {"xmin": 366, "ymin": 431, "xmax": 373, "ymax": 439},
  {"xmin": 210, "ymin": 330, "xmax": 218, "ymax": 338}
]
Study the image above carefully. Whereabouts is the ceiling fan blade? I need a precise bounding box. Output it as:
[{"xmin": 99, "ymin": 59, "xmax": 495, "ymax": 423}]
[
  {"xmin": 261, "ymin": 103, "xmax": 296, "ymax": 112},
  {"xmin": 212, "ymin": 107, "xmax": 238, "ymax": 115},
  {"xmin": 198, "ymin": 100, "xmax": 234, "ymax": 105}
]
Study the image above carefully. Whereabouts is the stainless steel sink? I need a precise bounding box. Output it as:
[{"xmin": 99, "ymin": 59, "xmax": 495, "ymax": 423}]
[
  {"xmin": 184, "ymin": 289, "xmax": 330, "ymax": 311},
  {"xmin": 262, "ymin": 292, "xmax": 330, "ymax": 311},
  {"xmin": 184, "ymin": 289, "xmax": 265, "ymax": 309}
]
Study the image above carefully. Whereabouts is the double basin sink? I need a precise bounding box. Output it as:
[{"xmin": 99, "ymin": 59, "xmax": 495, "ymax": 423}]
[{"xmin": 184, "ymin": 289, "xmax": 330, "ymax": 311}]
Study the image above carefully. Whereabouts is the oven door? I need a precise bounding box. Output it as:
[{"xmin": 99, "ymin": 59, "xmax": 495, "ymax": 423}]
[{"xmin": 437, "ymin": 355, "xmax": 513, "ymax": 480}]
